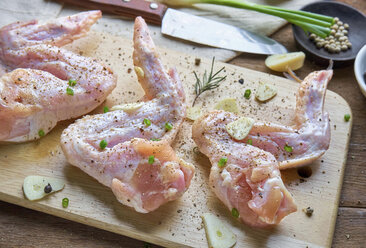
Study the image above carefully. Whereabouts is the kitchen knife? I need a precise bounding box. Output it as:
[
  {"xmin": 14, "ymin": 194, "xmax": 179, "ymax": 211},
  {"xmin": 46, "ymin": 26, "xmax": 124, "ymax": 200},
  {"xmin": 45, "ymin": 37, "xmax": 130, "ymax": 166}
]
[{"xmin": 60, "ymin": 0, "xmax": 287, "ymax": 55}]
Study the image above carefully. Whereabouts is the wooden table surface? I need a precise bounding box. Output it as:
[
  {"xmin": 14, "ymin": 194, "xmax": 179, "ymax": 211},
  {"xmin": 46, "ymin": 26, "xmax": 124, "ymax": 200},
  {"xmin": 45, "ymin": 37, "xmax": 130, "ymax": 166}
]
[{"xmin": 0, "ymin": 0, "xmax": 365, "ymax": 247}]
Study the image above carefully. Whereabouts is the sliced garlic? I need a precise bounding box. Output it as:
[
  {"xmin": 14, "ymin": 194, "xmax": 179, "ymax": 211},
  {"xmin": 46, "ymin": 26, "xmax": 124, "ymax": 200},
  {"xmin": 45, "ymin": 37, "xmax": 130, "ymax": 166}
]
[
  {"xmin": 110, "ymin": 102, "xmax": 144, "ymax": 113},
  {"xmin": 255, "ymin": 82, "xmax": 277, "ymax": 102},
  {"xmin": 265, "ymin": 52, "xmax": 305, "ymax": 72},
  {"xmin": 214, "ymin": 98, "xmax": 239, "ymax": 114},
  {"xmin": 186, "ymin": 106, "xmax": 202, "ymax": 121},
  {"xmin": 23, "ymin": 175, "xmax": 65, "ymax": 201},
  {"xmin": 202, "ymin": 213, "xmax": 237, "ymax": 248},
  {"xmin": 226, "ymin": 117, "xmax": 254, "ymax": 140}
]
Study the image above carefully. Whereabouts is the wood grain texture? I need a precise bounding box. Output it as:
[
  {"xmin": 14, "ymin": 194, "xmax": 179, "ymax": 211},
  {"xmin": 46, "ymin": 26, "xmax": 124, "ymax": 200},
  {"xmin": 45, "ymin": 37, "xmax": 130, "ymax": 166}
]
[
  {"xmin": 0, "ymin": 0, "xmax": 365, "ymax": 247},
  {"xmin": 0, "ymin": 28, "xmax": 352, "ymax": 248}
]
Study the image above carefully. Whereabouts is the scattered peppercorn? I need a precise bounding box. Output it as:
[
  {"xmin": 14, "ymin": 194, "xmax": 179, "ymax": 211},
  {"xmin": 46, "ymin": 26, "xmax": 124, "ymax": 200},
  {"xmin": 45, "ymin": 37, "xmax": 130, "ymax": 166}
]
[
  {"xmin": 238, "ymin": 78, "xmax": 244, "ymax": 84},
  {"xmin": 195, "ymin": 58, "xmax": 201, "ymax": 66},
  {"xmin": 303, "ymin": 207, "xmax": 314, "ymax": 217},
  {"xmin": 44, "ymin": 183, "xmax": 52, "ymax": 194}
]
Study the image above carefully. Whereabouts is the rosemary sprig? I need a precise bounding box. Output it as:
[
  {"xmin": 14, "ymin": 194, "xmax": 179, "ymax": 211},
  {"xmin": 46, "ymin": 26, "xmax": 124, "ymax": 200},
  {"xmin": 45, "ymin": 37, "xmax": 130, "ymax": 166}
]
[{"xmin": 192, "ymin": 57, "xmax": 226, "ymax": 106}]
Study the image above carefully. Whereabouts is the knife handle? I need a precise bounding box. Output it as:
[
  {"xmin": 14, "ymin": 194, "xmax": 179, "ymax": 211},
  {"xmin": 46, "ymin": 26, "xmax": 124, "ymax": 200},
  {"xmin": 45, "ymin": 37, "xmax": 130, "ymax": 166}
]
[{"xmin": 60, "ymin": 0, "xmax": 167, "ymax": 25}]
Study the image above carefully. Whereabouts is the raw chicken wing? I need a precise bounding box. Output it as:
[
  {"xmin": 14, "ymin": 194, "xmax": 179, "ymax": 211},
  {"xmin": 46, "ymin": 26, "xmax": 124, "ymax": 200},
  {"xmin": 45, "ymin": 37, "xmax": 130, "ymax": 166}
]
[
  {"xmin": 0, "ymin": 11, "xmax": 117, "ymax": 142},
  {"xmin": 192, "ymin": 111, "xmax": 297, "ymax": 227},
  {"xmin": 61, "ymin": 17, "xmax": 194, "ymax": 213}
]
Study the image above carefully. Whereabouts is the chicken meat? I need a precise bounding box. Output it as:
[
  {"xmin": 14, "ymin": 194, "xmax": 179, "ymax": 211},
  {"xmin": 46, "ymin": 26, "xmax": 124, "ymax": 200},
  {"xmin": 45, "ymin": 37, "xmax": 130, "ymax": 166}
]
[
  {"xmin": 0, "ymin": 11, "xmax": 117, "ymax": 142},
  {"xmin": 61, "ymin": 17, "xmax": 194, "ymax": 213}
]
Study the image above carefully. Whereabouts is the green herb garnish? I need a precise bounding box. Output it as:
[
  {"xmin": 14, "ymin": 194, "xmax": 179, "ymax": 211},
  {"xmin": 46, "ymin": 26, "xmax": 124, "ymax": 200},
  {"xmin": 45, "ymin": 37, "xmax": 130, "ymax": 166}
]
[
  {"xmin": 68, "ymin": 79, "xmax": 77, "ymax": 87},
  {"xmin": 244, "ymin": 89, "xmax": 251, "ymax": 99},
  {"xmin": 148, "ymin": 155, "xmax": 155, "ymax": 164},
  {"xmin": 344, "ymin": 114, "xmax": 350, "ymax": 122},
  {"xmin": 38, "ymin": 129, "xmax": 45, "ymax": 137},
  {"xmin": 144, "ymin": 118, "xmax": 151, "ymax": 127},
  {"xmin": 66, "ymin": 87, "xmax": 74, "ymax": 96},
  {"xmin": 151, "ymin": 138, "xmax": 161, "ymax": 141},
  {"xmin": 247, "ymin": 139, "xmax": 253, "ymax": 145},
  {"xmin": 218, "ymin": 157, "xmax": 227, "ymax": 168},
  {"xmin": 99, "ymin": 139, "xmax": 107, "ymax": 150},
  {"xmin": 192, "ymin": 57, "xmax": 226, "ymax": 106},
  {"xmin": 284, "ymin": 144, "xmax": 293, "ymax": 152},
  {"xmin": 62, "ymin": 198, "xmax": 69, "ymax": 208},
  {"xmin": 103, "ymin": 106, "xmax": 109, "ymax": 113},
  {"xmin": 231, "ymin": 207, "xmax": 239, "ymax": 218},
  {"xmin": 165, "ymin": 122, "xmax": 173, "ymax": 131}
]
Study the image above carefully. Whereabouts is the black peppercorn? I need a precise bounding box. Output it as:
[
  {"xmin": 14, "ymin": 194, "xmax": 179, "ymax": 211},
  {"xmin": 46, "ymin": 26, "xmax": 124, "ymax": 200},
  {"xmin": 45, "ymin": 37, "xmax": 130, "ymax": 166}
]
[{"xmin": 44, "ymin": 183, "xmax": 52, "ymax": 194}]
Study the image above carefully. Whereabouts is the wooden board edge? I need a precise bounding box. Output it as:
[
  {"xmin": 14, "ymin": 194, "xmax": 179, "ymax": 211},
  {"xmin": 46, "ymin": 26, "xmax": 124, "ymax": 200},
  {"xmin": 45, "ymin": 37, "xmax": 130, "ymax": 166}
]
[
  {"xmin": 326, "ymin": 96, "xmax": 353, "ymax": 248},
  {"xmin": 0, "ymin": 192, "xmax": 190, "ymax": 248}
]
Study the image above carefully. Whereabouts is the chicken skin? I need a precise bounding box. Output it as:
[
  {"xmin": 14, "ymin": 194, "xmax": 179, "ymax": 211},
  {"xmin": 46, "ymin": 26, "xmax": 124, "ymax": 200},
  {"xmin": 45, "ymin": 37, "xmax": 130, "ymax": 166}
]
[
  {"xmin": 248, "ymin": 70, "xmax": 332, "ymax": 169},
  {"xmin": 192, "ymin": 111, "xmax": 297, "ymax": 227},
  {"xmin": 61, "ymin": 17, "xmax": 194, "ymax": 213},
  {"xmin": 0, "ymin": 11, "xmax": 117, "ymax": 142}
]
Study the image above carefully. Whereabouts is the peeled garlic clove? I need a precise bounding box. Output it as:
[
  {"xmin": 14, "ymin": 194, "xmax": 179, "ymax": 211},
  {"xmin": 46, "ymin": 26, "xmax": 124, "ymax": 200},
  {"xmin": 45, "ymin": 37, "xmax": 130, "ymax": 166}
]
[
  {"xmin": 186, "ymin": 106, "xmax": 202, "ymax": 121},
  {"xmin": 265, "ymin": 52, "xmax": 305, "ymax": 72},
  {"xmin": 110, "ymin": 102, "xmax": 144, "ymax": 113},
  {"xmin": 23, "ymin": 176, "xmax": 65, "ymax": 201},
  {"xmin": 202, "ymin": 213, "xmax": 237, "ymax": 248},
  {"xmin": 214, "ymin": 98, "xmax": 239, "ymax": 114},
  {"xmin": 226, "ymin": 117, "xmax": 254, "ymax": 140},
  {"xmin": 255, "ymin": 82, "xmax": 277, "ymax": 102}
]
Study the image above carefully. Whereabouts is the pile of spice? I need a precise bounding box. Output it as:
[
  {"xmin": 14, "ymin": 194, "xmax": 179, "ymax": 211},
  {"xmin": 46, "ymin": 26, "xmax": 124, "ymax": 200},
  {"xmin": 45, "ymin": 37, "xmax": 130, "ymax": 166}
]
[{"xmin": 309, "ymin": 17, "xmax": 351, "ymax": 53}]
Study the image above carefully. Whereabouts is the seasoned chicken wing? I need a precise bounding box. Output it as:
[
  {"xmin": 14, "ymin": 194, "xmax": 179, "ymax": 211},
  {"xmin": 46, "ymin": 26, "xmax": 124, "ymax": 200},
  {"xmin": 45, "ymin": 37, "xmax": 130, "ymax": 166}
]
[
  {"xmin": 243, "ymin": 70, "xmax": 332, "ymax": 169},
  {"xmin": 61, "ymin": 17, "xmax": 194, "ymax": 213},
  {"xmin": 0, "ymin": 11, "xmax": 117, "ymax": 142},
  {"xmin": 192, "ymin": 111, "xmax": 297, "ymax": 227}
]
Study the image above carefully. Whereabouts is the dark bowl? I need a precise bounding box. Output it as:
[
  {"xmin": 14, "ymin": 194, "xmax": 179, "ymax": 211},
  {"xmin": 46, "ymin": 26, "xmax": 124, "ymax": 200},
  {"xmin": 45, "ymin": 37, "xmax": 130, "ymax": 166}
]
[{"xmin": 292, "ymin": 1, "xmax": 366, "ymax": 68}]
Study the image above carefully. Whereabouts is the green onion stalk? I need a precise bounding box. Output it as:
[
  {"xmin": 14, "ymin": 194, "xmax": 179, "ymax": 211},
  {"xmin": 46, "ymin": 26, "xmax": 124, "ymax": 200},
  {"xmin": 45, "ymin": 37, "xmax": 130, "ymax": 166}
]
[{"xmin": 160, "ymin": 0, "xmax": 334, "ymax": 38}]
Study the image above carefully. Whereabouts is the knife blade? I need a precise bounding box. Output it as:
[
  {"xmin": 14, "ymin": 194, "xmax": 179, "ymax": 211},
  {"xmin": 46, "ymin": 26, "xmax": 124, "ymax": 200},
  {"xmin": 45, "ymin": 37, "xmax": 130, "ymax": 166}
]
[{"xmin": 59, "ymin": 0, "xmax": 287, "ymax": 55}]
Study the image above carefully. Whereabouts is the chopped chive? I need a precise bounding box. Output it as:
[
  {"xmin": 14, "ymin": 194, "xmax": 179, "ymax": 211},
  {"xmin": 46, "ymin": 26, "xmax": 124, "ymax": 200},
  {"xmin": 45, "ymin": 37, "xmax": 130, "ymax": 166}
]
[
  {"xmin": 218, "ymin": 157, "xmax": 227, "ymax": 168},
  {"xmin": 144, "ymin": 118, "xmax": 151, "ymax": 127},
  {"xmin": 244, "ymin": 89, "xmax": 251, "ymax": 99},
  {"xmin": 103, "ymin": 106, "xmax": 109, "ymax": 113},
  {"xmin": 247, "ymin": 139, "xmax": 253, "ymax": 145},
  {"xmin": 62, "ymin": 197, "xmax": 69, "ymax": 208},
  {"xmin": 148, "ymin": 155, "xmax": 155, "ymax": 164},
  {"xmin": 144, "ymin": 243, "xmax": 152, "ymax": 248},
  {"xmin": 165, "ymin": 122, "xmax": 173, "ymax": 131},
  {"xmin": 151, "ymin": 138, "xmax": 161, "ymax": 141},
  {"xmin": 344, "ymin": 114, "xmax": 350, "ymax": 122},
  {"xmin": 68, "ymin": 79, "xmax": 77, "ymax": 87},
  {"xmin": 38, "ymin": 129, "xmax": 45, "ymax": 137},
  {"xmin": 284, "ymin": 144, "xmax": 293, "ymax": 152},
  {"xmin": 231, "ymin": 208, "xmax": 239, "ymax": 218},
  {"xmin": 99, "ymin": 139, "xmax": 107, "ymax": 150},
  {"xmin": 66, "ymin": 87, "xmax": 74, "ymax": 96}
]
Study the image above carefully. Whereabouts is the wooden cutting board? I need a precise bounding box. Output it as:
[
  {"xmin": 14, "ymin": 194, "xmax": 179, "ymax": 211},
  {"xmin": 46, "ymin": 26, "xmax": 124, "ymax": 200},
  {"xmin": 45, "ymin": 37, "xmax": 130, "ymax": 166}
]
[{"xmin": 0, "ymin": 31, "xmax": 352, "ymax": 248}]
